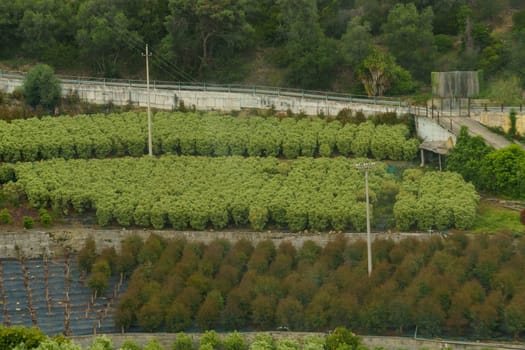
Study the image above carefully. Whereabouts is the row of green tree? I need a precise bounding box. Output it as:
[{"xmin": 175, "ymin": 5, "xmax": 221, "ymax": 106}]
[
  {"xmin": 93, "ymin": 233, "xmax": 525, "ymax": 339},
  {"xmin": 3, "ymin": 156, "xmax": 477, "ymax": 231},
  {"xmin": 0, "ymin": 112, "xmax": 419, "ymax": 162},
  {"xmin": 393, "ymin": 169, "xmax": 479, "ymax": 231},
  {"xmin": 1, "ymin": 1, "xmax": 525, "ymax": 94},
  {"xmin": 446, "ymin": 126, "xmax": 525, "ymax": 199},
  {"xmin": 0, "ymin": 325, "xmax": 365, "ymax": 350}
]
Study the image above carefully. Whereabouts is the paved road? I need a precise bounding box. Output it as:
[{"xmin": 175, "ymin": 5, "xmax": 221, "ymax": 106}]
[{"xmin": 433, "ymin": 114, "xmax": 519, "ymax": 149}]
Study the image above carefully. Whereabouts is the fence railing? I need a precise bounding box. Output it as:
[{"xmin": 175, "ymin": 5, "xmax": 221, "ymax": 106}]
[
  {"xmin": 2, "ymin": 70, "xmax": 524, "ymax": 115},
  {"xmin": 0, "ymin": 70, "xmax": 407, "ymax": 107}
]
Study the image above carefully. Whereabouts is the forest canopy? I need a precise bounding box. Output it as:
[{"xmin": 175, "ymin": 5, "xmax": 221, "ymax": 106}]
[{"xmin": 1, "ymin": 0, "xmax": 525, "ymax": 94}]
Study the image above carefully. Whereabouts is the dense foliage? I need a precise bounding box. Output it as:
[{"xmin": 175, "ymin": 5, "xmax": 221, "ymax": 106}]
[
  {"xmin": 446, "ymin": 126, "xmax": 525, "ymax": 199},
  {"xmin": 0, "ymin": 326, "xmax": 46, "ymax": 349},
  {"xmin": 1, "ymin": 1, "xmax": 524, "ymax": 94},
  {"xmin": 394, "ymin": 169, "xmax": 479, "ymax": 231},
  {"xmin": 5, "ymin": 156, "xmax": 477, "ymax": 231},
  {"xmin": 22, "ymin": 64, "xmax": 62, "ymax": 112},
  {"xmin": 6, "ymin": 156, "xmax": 390, "ymax": 232},
  {"xmin": 0, "ymin": 112, "xmax": 419, "ymax": 162},
  {"xmin": 0, "ymin": 327, "xmax": 364, "ymax": 350},
  {"xmin": 111, "ymin": 233, "xmax": 525, "ymax": 339}
]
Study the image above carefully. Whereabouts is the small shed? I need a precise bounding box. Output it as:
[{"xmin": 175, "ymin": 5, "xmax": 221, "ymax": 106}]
[{"xmin": 419, "ymin": 137, "xmax": 454, "ymax": 170}]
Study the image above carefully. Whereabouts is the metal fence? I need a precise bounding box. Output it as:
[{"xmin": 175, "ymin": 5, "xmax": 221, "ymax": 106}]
[
  {"xmin": 0, "ymin": 70, "xmax": 407, "ymax": 107},
  {"xmin": 2, "ymin": 69, "xmax": 524, "ymax": 116}
]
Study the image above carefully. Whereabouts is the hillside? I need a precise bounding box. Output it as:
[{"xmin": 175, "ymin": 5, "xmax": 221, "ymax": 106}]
[{"xmin": 0, "ymin": 1, "xmax": 524, "ymax": 101}]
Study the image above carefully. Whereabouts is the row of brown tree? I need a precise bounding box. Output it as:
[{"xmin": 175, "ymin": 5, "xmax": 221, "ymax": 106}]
[{"xmin": 79, "ymin": 233, "xmax": 525, "ymax": 340}]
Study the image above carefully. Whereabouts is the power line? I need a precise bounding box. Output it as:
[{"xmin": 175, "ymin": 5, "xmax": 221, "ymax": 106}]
[
  {"xmin": 105, "ymin": 20, "xmax": 196, "ymax": 82},
  {"xmin": 90, "ymin": 8, "xmax": 196, "ymax": 82}
]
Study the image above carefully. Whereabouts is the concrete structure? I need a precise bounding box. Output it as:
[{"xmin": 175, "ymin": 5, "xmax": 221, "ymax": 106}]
[
  {"xmin": 471, "ymin": 110, "xmax": 525, "ymax": 135},
  {"xmin": 69, "ymin": 332, "xmax": 525, "ymax": 350},
  {"xmin": 0, "ymin": 229, "xmax": 434, "ymax": 259},
  {"xmin": 1, "ymin": 73, "xmax": 523, "ymax": 150}
]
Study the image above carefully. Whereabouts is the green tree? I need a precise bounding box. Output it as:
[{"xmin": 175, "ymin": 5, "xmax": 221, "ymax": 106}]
[
  {"xmin": 479, "ymin": 145, "xmax": 525, "ymax": 198},
  {"xmin": 341, "ymin": 17, "xmax": 373, "ymax": 68},
  {"xmin": 23, "ymin": 64, "xmax": 61, "ymax": 112},
  {"xmin": 16, "ymin": 1, "xmax": 76, "ymax": 66},
  {"xmin": 359, "ymin": 49, "xmax": 413, "ymax": 96},
  {"xmin": 325, "ymin": 327, "xmax": 362, "ymax": 350},
  {"xmin": 75, "ymin": 0, "xmax": 141, "ymax": 77},
  {"xmin": 163, "ymin": 0, "xmax": 253, "ymax": 77},
  {"xmin": 382, "ymin": 3, "xmax": 436, "ymax": 81},
  {"xmin": 446, "ymin": 126, "xmax": 492, "ymax": 185},
  {"xmin": 279, "ymin": 0, "xmax": 338, "ymax": 88}
]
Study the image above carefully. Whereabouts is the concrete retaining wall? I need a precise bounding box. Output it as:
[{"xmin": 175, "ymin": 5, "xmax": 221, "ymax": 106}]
[
  {"xmin": 0, "ymin": 76, "xmax": 407, "ymax": 117},
  {"xmin": 415, "ymin": 116, "xmax": 456, "ymax": 143},
  {"xmin": 0, "ymin": 228, "xmax": 432, "ymax": 259},
  {"xmin": 470, "ymin": 111, "xmax": 525, "ymax": 135},
  {"xmin": 69, "ymin": 332, "xmax": 525, "ymax": 350}
]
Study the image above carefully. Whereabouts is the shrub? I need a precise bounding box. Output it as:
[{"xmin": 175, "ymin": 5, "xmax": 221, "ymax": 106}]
[
  {"xmin": 120, "ymin": 340, "xmax": 142, "ymax": 350},
  {"xmin": 0, "ymin": 208, "xmax": 12, "ymax": 224},
  {"xmin": 39, "ymin": 208, "xmax": 52, "ymax": 227},
  {"xmin": 23, "ymin": 216, "xmax": 34, "ymax": 229},
  {"xmin": 223, "ymin": 332, "xmax": 246, "ymax": 350},
  {"xmin": 0, "ymin": 325, "xmax": 46, "ymax": 349},
  {"xmin": 144, "ymin": 338, "xmax": 164, "ymax": 350},
  {"xmin": 249, "ymin": 206, "xmax": 269, "ymax": 231},
  {"xmin": 172, "ymin": 333, "xmax": 195, "ymax": 350}
]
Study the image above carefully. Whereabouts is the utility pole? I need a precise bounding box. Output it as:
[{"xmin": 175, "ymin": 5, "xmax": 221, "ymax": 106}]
[
  {"xmin": 142, "ymin": 44, "xmax": 153, "ymax": 156},
  {"xmin": 355, "ymin": 162, "xmax": 375, "ymax": 277}
]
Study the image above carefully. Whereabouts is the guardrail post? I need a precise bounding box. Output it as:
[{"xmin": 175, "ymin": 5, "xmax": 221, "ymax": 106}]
[
  {"xmin": 520, "ymin": 104, "xmax": 522, "ymax": 112},
  {"xmin": 468, "ymin": 98, "xmax": 470, "ymax": 117},
  {"xmin": 501, "ymin": 104, "xmax": 503, "ymax": 112},
  {"xmin": 204, "ymin": 82, "xmax": 206, "ymax": 91},
  {"xmin": 484, "ymin": 104, "xmax": 487, "ymax": 112}
]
